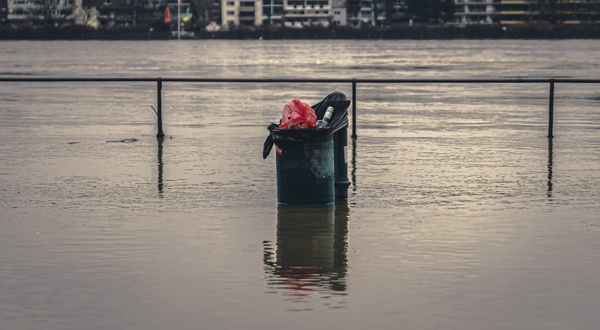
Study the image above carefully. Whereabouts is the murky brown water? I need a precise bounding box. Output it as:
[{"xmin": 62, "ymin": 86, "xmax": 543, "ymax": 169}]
[{"xmin": 1, "ymin": 40, "xmax": 600, "ymax": 330}]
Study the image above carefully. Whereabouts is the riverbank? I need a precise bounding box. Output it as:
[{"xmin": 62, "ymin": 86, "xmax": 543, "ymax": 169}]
[{"xmin": 2, "ymin": 23, "xmax": 600, "ymax": 40}]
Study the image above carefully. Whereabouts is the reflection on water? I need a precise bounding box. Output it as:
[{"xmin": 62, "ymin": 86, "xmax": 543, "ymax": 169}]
[
  {"xmin": 263, "ymin": 203, "xmax": 349, "ymax": 310},
  {"xmin": 157, "ymin": 138, "xmax": 164, "ymax": 196},
  {"xmin": 547, "ymin": 138, "xmax": 553, "ymax": 198},
  {"xmin": 351, "ymin": 138, "xmax": 357, "ymax": 191}
]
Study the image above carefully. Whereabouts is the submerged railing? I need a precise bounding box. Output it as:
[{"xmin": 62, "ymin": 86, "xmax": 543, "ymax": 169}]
[{"xmin": 2, "ymin": 77, "xmax": 599, "ymax": 140}]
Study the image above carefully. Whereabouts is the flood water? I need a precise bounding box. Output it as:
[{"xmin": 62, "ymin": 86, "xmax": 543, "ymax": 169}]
[{"xmin": 1, "ymin": 40, "xmax": 600, "ymax": 330}]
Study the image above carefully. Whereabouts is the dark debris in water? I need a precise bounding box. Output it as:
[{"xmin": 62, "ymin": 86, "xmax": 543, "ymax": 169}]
[{"xmin": 106, "ymin": 138, "xmax": 139, "ymax": 143}]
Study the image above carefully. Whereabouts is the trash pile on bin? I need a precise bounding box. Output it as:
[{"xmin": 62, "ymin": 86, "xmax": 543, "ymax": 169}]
[
  {"xmin": 262, "ymin": 91, "xmax": 350, "ymax": 159},
  {"xmin": 277, "ymin": 98, "xmax": 317, "ymax": 130}
]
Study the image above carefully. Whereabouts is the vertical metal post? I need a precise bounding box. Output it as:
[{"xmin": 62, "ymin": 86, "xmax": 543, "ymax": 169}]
[
  {"xmin": 334, "ymin": 126, "xmax": 351, "ymax": 200},
  {"xmin": 157, "ymin": 78, "xmax": 164, "ymax": 140},
  {"xmin": 351, "ymin": 79, "xmax": 357, "ymax": 139},
  {"xmin": 177, "ymin": 0, "xmax": 181, "ymax": 40},
  {"xmin": 548, "ymin": 79, "xmax": 554, "ymax": 139}
]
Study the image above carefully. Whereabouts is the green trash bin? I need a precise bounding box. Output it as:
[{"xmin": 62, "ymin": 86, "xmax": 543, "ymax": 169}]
[
  {"xmin": 263, "ymin": 92, "xmax": 351, "ymax": 205},
  {"xmin": 275, "ymin": 134, "xmax": 335, "ymax": 205}
]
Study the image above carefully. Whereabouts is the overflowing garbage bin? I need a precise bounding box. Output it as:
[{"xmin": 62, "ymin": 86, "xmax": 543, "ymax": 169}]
[{"xmin": 263, "ymin": 92, "xmax": 351, "ymax": 205}]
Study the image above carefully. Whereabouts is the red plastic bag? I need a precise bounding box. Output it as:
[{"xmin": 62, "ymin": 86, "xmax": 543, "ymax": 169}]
[{"xmin": 278, "ymin": 98, "xmax": 317, "ymax": 129}]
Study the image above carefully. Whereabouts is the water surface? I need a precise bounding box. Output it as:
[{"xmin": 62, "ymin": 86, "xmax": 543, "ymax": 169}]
[{"xmin": 1, "ymin": 40, "xmax": 600, "ymax": 330}]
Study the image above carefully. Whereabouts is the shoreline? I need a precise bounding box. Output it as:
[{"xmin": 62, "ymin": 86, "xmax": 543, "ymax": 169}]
[{"xmin": 2, "ymin": 24, "xmax": 600, "ymax": 40}]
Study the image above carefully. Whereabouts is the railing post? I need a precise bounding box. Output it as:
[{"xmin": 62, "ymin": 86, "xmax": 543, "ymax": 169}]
[
  {"xmin": 156, "ymin": 78, "xmax": 164, "ymax": 140},
  {"xmin": 352, "ymin": 78, "xmax": 357, "ymax": 139},
  {"xmin": 548, "ymin": 79, "xmax": 554, "ymax": 139}
]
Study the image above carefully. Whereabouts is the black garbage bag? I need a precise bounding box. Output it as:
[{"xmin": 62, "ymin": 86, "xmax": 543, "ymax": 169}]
[{"xmin": 263, "ymin": 91, "xmax": 350, "ymax": 159}]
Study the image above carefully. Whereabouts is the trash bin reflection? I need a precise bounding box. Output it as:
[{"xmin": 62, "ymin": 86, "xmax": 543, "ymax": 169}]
[{"xmin": 263, "ymin": 203, "xmax": 349, "ymax": 308}]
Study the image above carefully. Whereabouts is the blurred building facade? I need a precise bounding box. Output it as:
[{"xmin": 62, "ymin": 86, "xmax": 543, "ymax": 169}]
[
  {"xmin": 2, "ymin": 0, "xmax": 599, "ymax": 29},
  {"xmin": 4, "ymin": 0, "xmax": 82, "ymax": 26},
  {"xmin": 454, "ymin": 0, "xmax": 600, "ymax": 25}
]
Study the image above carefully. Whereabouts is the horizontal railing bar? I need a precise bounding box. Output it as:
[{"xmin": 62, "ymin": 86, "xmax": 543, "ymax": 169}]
[
  {"xmin": 0, "ymin": 77, "xmax": 160, "ymax": 82},
  {"xmin": 1, "ymin": 77, "xmax": 600, "ymax": 84},
  {"xmin": 1, "ymin": 77, "xmax": 598, "ymax": 140}
]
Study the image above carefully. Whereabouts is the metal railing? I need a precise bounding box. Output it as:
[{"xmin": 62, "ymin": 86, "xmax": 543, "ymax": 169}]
[{"xmin": 2, "ymin": 77, "xmax": 599, "ymax": 140}]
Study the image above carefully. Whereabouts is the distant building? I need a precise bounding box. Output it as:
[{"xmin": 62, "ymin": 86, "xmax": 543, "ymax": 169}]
[
  {"xmin": 453, "ymin": 0, "xmax": 600, "ymax": 25},
  {"xmin": 314, "ymin": 0, "xmax": 397, "ymax": 28},
  {"xmin": 97, "ymin": 0, "xmax": 163, "ymax": 27},
  {"xmin": 222, "ymin": 0, "xmax": 261, "ymax": 29},
  {"xmin": 282, "ymin": 0, "xmax": 335, "ymax": 28},
  {"xmin": 96, "ymin": 0, "xmax": 195, "ymax": 29},
  {"xmin": 155, "ymin": 0, "xmax": 600, "ymax": 30},
  {"xmin": 5, "ymin": 0, "xmax": 82, "ymax": 26},
  {"xmin": 207, "ymin": 0, "xmax": 221, "ymax": 24},
  {"xmin": 387, "ymin": 0, "xmax": 409, "ymax": 25},
  {"xmin": 332, "ymin": 0, "xmax": 346, "ymax": 25},
  {"xmin": 262, "ymin": 0, "xmax": 283, "ymax": 26},
  {"xmin": 454, "ymin": 0, "xmax": 494, "ymax": 24},
  {"xmin": 346, "ymin": 0, "xmax": 373, "ymax": 26},
  {"xmin": 1, "ymin": 0, "xmax": 8, "ymax": 25},
  {"xmin": 3, "ymin": 0, "xmax": 600, "ymax": 30},
  {"xmin": 223, "ymin": 0, "xmax": 348, "ymax": 29}
]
